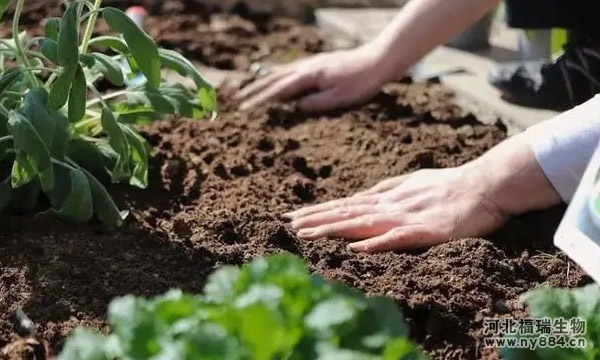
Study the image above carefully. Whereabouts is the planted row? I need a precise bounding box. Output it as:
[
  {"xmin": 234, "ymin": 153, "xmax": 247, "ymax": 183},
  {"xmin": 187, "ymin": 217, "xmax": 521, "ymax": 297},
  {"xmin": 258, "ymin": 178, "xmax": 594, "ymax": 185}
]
[{"xmin": 0, "ymin": 0, "xmax": 217, "ymax": 227}]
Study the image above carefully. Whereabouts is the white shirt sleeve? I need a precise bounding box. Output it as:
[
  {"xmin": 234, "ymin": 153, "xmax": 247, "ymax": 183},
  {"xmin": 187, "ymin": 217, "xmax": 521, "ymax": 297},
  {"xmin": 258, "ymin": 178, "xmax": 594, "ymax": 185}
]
[{"xmin": 525, "ymin": 94, "xmax": 600, "ymax": 203}]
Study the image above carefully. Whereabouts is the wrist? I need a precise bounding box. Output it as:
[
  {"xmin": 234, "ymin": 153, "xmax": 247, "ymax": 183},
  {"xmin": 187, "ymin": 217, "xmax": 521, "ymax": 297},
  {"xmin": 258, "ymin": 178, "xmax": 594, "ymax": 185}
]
[
  {"xmin": 466, "ymin": 135, "xmax": 562, "ymax": 216},
  {"xmin": 358, "ymin": 40, "xmax": 407, "ymax": 84}
]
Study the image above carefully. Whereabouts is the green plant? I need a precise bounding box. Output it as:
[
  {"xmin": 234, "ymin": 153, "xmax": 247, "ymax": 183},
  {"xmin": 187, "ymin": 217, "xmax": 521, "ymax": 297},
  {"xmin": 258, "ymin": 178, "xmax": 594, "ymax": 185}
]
[
  {"xmin": 58, "ymin": 254, "xmax": 428, "ymax": 360},
  {"xmin": 0, "ymin": 0, "xmax": 217, "ymax": 227},
  {"xmin": 500, "ymin": 284, "xmax": 600, "ymax": 359}
]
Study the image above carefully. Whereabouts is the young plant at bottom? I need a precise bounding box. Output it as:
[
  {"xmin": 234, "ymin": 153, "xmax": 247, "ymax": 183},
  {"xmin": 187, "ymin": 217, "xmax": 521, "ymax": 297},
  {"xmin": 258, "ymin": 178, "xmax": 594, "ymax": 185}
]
[
  {"xmin": 500, "ymin": 284, "xmax": 600, "ymax": 359},
  {"xmin": 58, "ymin": 254, "xmax": 429, "ymax": 360},
  {"xmin": 0, "ymin": 0, "xmax": 217, "ymax": 227}
]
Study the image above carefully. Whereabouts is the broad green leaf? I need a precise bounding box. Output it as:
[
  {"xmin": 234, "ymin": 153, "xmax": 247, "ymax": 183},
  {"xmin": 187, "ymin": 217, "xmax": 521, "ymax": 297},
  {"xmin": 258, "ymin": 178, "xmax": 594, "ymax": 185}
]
[
  {"xmin": 44, "ymin": 17, "xmax": 61, "ymax": 41},
  {"xmin": 46, "ymin": 163, "xmax": 93, "ymax": 222},
  {"xmin": 40, "ymin": 38, "xmax": 59, "ymax": 64},
  {"xmin": 159, "ymin": 49, "xmax": 218, "ymax": 119},
  {"xmin": 87, "ymin": 36, "xmax": 129, "ymax": 54},
  {"xmin": 80, "ymin": 167, "xmax": 128, "ymax": 228},
  {"xmin": 89, "ymin": 53, "xmax": 124, "ymax": 86},
  {"xmin": 57, "ymin": 2, "xmax": 80, "ymax": 67},
  {"xmin": 120, "ymin": 125, "xmax": 148, "ymax": 188},
  {"xmin": 49, "ymin": 111, "xmax": 69, "ymax": 159},
  {"xmin": 67, "ymin": 137, "xmax": 118, "ymax": 183},
  {"xmin": 126, "ymin": 83, "xmax": 205, "ymax": 119},
  {"xmin": 204, "ymin": 266, "xmax": 241, "ymax": 303},
  {"xmin": 44, "ymin": 162, "xmax": 72, "ymax": 210},
  {"xmin": 56, "ymin": 328, "xmax": 109, "ymax": 360},
  {"xmin": 8, "ymin": 111, "xmax": 53, "ymax": 190},
  {"xmin": 103, "ymin": 7, "xmax": 161, "ymax": 88},
  {"xmin": 0, "ymin": 0, "xmax": 10, "ymax": 21},
  {"xmin": 49, "ymin": 66, "xmax": 76, "ymax": 110},
  {"xmin": 100, "ymin": 108, "xmax": 131, "ymax": 182},
  {"xmin": 305, "ymin": 297, "xmax": 357, "ymax": 331},
  {"xmin": 23, "ymin": 88, "xmax": 53, "ymax": 147},
  {"xmin": 68, "ymin": 65, "xmax": 87, "ymax": 123}
]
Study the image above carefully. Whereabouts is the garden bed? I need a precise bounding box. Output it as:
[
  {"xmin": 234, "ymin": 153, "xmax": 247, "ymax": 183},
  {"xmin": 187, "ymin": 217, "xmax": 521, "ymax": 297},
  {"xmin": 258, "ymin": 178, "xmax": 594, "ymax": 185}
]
[{"xmin": 0, "ymin": 1, "xmax": 592, "ymax": 359}]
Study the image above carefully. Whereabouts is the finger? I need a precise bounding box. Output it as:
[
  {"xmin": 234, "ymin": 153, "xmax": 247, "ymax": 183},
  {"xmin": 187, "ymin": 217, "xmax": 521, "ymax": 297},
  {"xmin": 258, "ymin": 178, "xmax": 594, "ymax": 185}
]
[
  {"xmin": 240, "ymin": 71, "xmax": 318, "ymax": 110},
  {"xmin": 282, "ymin": 195, "xmax": 379, "ymax": 220},
  {"xmin": 297, "ymin": 87, "xmax": 344, "ymax": 113},
  {"xmin": 296, "ymin": 213, "xmax": 405, "ymax": 240},
  {"xmin": 348, "ymin": 225, "xmax": 440, "ymax": 253},
  {"xmin": 234, "ymin": 70, "xmax": 291, "ymax": 101},
  {"xmin": 354, "ymin": 176, "xmax": 407, "ymax": 197},
  {"xmin": 290, "ymin": 204, "xmax": 381, "ymax": 230}
]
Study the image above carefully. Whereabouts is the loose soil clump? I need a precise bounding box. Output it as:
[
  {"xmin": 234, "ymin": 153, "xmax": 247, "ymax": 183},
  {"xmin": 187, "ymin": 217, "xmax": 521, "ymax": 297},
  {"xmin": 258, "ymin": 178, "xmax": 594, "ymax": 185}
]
[{"xmin": 0, "ymin": 1, "xmax": 592, "ymax": 359}]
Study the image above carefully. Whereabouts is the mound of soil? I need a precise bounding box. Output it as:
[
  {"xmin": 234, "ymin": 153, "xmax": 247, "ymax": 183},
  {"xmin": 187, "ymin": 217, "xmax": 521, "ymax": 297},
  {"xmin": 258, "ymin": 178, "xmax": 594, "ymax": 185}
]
[{"xmin": 0, "ymin": 82, "xmax": 590, "ymax": 359}]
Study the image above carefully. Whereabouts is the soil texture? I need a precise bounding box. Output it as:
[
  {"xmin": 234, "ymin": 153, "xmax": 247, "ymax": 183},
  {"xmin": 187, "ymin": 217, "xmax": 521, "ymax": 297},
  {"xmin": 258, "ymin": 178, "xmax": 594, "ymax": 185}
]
[{"xmin": 0, "ymin": 1, "xmax": 592, "ymax": 359}]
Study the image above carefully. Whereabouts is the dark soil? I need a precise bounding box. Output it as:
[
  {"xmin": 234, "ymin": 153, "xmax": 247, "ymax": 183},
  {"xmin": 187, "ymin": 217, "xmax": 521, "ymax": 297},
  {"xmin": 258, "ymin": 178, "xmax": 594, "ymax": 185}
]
[
  {"xmin": 0, "ymin": 0, "xmax": 325, "ymax": 71},
  {"xmin": 0, "ymin": 2, "xmax": 593, "ymax": 360}
]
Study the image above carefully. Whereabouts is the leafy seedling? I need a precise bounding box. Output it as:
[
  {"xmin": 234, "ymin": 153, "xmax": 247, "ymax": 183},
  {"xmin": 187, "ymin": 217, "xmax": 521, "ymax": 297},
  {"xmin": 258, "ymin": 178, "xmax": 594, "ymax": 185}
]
[
  {"xmin": 58, "ymin": 254, "xmax": 429, "ymax": 360},
  {"xmin": 0, "ymin": 0, "xmax": 217, "ymax": 227}
]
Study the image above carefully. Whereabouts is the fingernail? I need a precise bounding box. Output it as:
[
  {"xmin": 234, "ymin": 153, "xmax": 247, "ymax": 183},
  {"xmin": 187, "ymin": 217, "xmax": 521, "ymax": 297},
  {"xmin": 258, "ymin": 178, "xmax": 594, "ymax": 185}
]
[
  {"xmin": 297, "ymin": 229, "xmax": 315, "ymax": 238},
  {"xmin": 348, "ymin": 243, "xmax": 366, "ymax": 252},
  {"xmin": 281, "ymin": 212, "xmax": 295, "ymax": 220}
]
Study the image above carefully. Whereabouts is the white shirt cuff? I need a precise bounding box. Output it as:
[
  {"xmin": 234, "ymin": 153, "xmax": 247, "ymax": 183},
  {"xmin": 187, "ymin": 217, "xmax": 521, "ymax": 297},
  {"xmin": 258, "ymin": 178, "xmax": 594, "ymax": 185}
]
[{"xmin": 526, "ymin": 94, "xmax": 600, "ymax": 203}]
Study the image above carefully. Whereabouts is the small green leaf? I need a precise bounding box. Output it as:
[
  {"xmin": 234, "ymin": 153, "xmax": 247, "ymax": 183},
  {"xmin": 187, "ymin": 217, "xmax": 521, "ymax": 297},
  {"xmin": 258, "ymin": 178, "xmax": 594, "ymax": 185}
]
[
  {"xmin": 68, "ymin": 65, "xmax": 87, "ymax": 123},
  {"xmin": 8, "ymin": 111, "xmax": 53, "ymax": 190},
  {"xmin": 383, "ymin": 338, "xmax": 430, "ymax": 360},
  {"xmin": 87, "ymin": 36, "xmax": 129, "ymax": 53},
  {"xmin": 120, "ymin": 125, "xmax": 148, "ymax": 188},
  {"xmin": 49, "ymin": 66, "xmax": 76, "ymax": 110},
  {"xmin": 44, "ymin": 17, "xmax": 61, "ymax": 41},
  {"xmin": 103, "ymin": 7, "xmax": 161, "ymax": 88},
  {"xmin": 89, "ymin": 53, "xmax": 124, "ymax": 86},
  {"xmin": 40, "ymin": 38, "xmax": 59, "ymax": 64},
  {"xmin": 100, "ymin": 108, "xmax": 131, "ymax": 182},
  {"xmin": 57, "ymin": 2, "xmax": 80, "ymax": 67},
  {"xmin": 80, "ymin": 167, "xmax": 128, "ymax": 228},
  {"xmin": 113, "ymin": 103, "xmax": 156, "ymax": 124},
  {"xmin": 11, "ymin": 153, "xmax": 37, "ymax": 188}
]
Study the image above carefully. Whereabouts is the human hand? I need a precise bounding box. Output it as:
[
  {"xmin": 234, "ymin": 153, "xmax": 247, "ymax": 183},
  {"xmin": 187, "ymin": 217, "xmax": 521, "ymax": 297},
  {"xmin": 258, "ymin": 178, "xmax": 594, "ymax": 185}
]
[
  {"xmin": 235, "ymin": 45, "xmax": 395, "ymax": 113},
  {"xmin": 282, "ymin": 166, "xmax": 508, "ymax": 253}
]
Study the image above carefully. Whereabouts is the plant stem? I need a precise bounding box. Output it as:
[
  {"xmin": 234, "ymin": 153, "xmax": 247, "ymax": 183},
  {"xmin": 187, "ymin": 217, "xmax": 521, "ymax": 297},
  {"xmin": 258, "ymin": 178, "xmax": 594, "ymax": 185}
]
[
  {"xmin": 12, "ymin": 0, "xmax": 39, "ymax": 87},
  {"xmin": 86, "ymin": 90, "xmax": 127, "ymax": 107},
  {"xmin": 80, "ymin": 0, "xmax": 103, "ymax": 54},
  {"xmin": 0, "ymin": 135, "xmax": 13, "ymax": 146}
]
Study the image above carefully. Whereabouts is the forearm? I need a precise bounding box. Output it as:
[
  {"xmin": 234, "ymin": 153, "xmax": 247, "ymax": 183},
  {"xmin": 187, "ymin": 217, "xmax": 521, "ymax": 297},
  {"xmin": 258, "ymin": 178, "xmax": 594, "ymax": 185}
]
[{"xmin": 365, "ymin": 0, "xmax": 501, "ymax": 81}]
